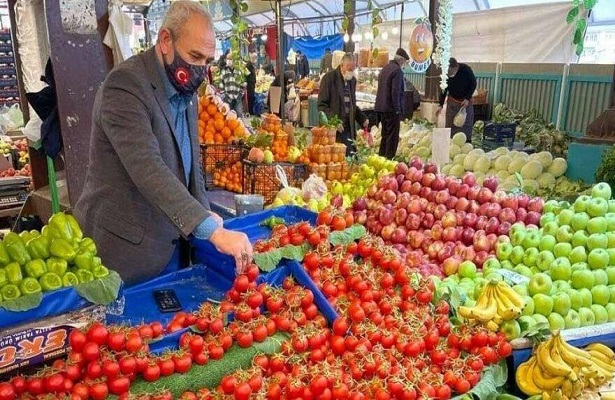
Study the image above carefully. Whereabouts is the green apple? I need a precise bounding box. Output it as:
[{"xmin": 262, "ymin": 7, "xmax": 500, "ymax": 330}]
[
  {"xmin": 523, "ymin": 248, "xmax": 540, "ymax": 267},
  {"xmin": 533, "ymin": 293, "xmax": 554, "ymax": 316},
  {"xmin": 610, "ymin": 200, "xmax": 615, "ymax": 212},
  {"xmin": 588, "ymin": 248, "xmax": 610, "ymax": 270},
  {"xmin": 588, "ymin": 217, "xmax": 608, "ymax": 234},
  {"xmin": 553, "ymin": 242, "xmax": 572, "ymax": 258},
  {"xmin": 571, "ymin": 212, "xmax": 590, "ymax": 232},
  {"xmin": 496, "ymin": 242, "xmax": 513, "ymax": 261},
  {"xmin": 608, "ymin": 233, "xmax": 615, "ymax": 249},
  {"xmin": 537, "ymin": 251, "xmax": 556, "ymax": 272},
  {"xmin": 552, "ymin": 291, "xmax": 571, "ymax": 317},
  {"xmin": 499, "ymin": 320, "xmax": 522, "ymax": 340},
  {"xmin": 552, "ymin": 280, "xmax": 571, "ymax": 293},
  {"xmin": 482, "ymin": 258, "xmax": 501, "ymax": 273},
  {"xmin": 609, "ymin": 246, "xmax": 615, "ymax": 263},
  {"xmin": 606, "ymin": 303, "xmax": 615, "ymax": 322},
  {"xmin": 540, "ymin": 213, "xmax": 557, "ymax": 228},
  {"xmin": 571, "ymin": 262, "xmax": 589, "ymax": 273},
  {"xmin": 473, "ymin": 279, "xmax": 488, "ymax": 300},
  {"xmin": 556, "ymin": 209, "xmax": 575, "ymax": 226},
  {"xmin": 571, "ymin": 269, "xmax": 595, "ymax": 289},
  {"xmin": 512, "ymin": 284, "xmax": 529, "ymax": 296},
  {"xmin": 569, "ymin": 246, "xmax": 588, "ymax": 264},
  {"xmin": 605, "ymin": 213, "xmax": 615, "ymax": 231},
  {"xmin": 500, "ymin": 260, "xmax": 514, "ymax": 270},
  {"xmin": 592, "ymin": 182, "xmax": 612, "ymax": 200},
  {"xmin": 530, "ymin": 266, "xmax": 541, "ymax": 275},
  {"xmin": 550, "ymin": 257, "xmax": 572, "ymax": 281},
  {"xmin": 591, "ymin": 284, "xmax": 610, "ymax": 306},
  {"xmin": 588, "ymin": 197, "xmax": 610, "ymax": 218},
  {"xmin": 564, "ymin": 309, "xmax": 581, "ymax": 329},
  {"xmin": 542, "ymin": 221, "xmax": 559, "ymax": 237},
  {"xmin": 539, "ymin": 235, "xmax": 557, "ymax": 252},
  {"xmin": 544, "ymin": 200, "xmax": 562, "ymax": 214},
  {"xmin": 458, "ymin": 261, "xmax": 477, "ymax": 279},
  {"xmin": 571, "ymin": 230, "xmax": 589, "ymax": 248},
  {"xmin": 532, "ymin": 313, "xmax": 550, "ymax": 329},
  {"xmin": 578, "ymin": 307, "xmax": 596, "ymax": 327},
  {"xmin": 574, "ymin": 195, "xmax": 592, "ymax": 213},
  {"xmin": 518, "ymin": 315, "xmax": 538, "ymax": 332},
  {"xmin": 579, "ymin": 288, "xmax": 593, "ymax": 308},
  {"xmin": 594, "ymin": 269, "xmax": 609, "ymax": 286},
  {"xmin": 522, "ymin": 230, "xmax": 542, "ymax": 249},
  {"xmin": 484, "ymin": 271, "xmax": 504, "ymax": 282},
  {"xmin": 591, "ymin": 304, "xmax": 609, "ymax": 324},
  {"xmin": 522, "ymin": 295, "xmax": 535, "ymax": 316},
  {"xmin": 606, "ymin": 267, "xmax": 615, "ymax": 285},
  {"xmin": 566, "ymin": 289, "xmax": 584, "ymax": 311},
  {"xmin": 548, "ymin": 313, "xmax": 566, "ymax": 330},
  {"xmin": 556, "ymin": 226, "xmax": 574, "ymax": 243},
  {"xmin": 510, "ymin": 228, "xmax": 527, "ymax": 247},
  {"xmin": 528, "ymin": 273, "xmax": 553, "ymax": 296},
  {"xmin": 510, "ymin": 246, "xmax": 525, "ymax": 265}
]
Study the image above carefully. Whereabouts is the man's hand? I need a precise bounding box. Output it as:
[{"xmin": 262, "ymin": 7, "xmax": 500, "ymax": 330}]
[
  {"xmin": 461, "ymin": 99, "xmax": 470, "ymax": 108},
  {"xmin": 436, "ymin": 106, "xmax": 443, "ymax": 116},
  {"xmin": 363, "ymin": 119, "xmax": 369, "ymax": 131},
  {"xmin": 209, "ymin": 228, "xmax": 253, "ymax": 274}
]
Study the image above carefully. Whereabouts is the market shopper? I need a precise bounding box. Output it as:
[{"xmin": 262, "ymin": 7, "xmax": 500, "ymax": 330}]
[
  {"xmin": 75, "ymin": 1, "xmax": 252, "ymax": 285},
  {"xmin": 268, "ymin": 70, "xmax": 296, "ymax": 116},
  {"xmin": 320, "ymin": 48, "xmax": 333, "ymax": 74},
  {"xmin": 246, "ymin": 52, "xmax": 257, "ymax": 115},
  {"xmin": 375, "ymin": 48, "xmax": 409, "ymax": 159},
  {"xmin": 295, "ymin": 50, "xmax": 310, "ymax": 79},
  {"xmin": 218, "ymin": 53, "xmax": 246, "ymax": 115},
  {"xmin": 317, "ymin": 53, "xmax": 368, "ymax": 156},
  {"xmin": 437, "ymin": 57, "xmax": 477, "ymax": 140}
]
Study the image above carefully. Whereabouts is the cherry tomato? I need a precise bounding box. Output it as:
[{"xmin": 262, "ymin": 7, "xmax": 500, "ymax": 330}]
[
  {"xmin": 86, "ymin": 323, "xmax": 109, "ymax": 346},
  {"xmin": 89, "ymin": 382, "xmax": 109, "ymax": 400}
]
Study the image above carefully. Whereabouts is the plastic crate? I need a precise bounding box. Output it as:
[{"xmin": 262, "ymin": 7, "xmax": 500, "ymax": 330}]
[
  {"xmin": 481, "ymin": 122, "xmax": 516, "ymax": 150},
  {"xmin": 200, "ymin": 143, "xmax": 248, "ymax": 191},
  {"xmin": 242, "ymin": 160, "xmax": 308, "ymax": 205}
]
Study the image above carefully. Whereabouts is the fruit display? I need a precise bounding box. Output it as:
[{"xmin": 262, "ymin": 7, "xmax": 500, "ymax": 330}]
[
  {"xmin": 352, "ymin": 157, "xmax": 544, "ymax": 277},
  {"xmin": 212, "ymin": 160, "xmax": 243, "ymax": 193},
  {"xmin": 0, "ymin": 213, "xmax": 110, "ymax": 302},
  {"xmin": 255, "ymin": 69, "xmax": 275, "ymax": 94},
  {"xmin": 457, "ymin": 280, "xmax": 526, "ymax": 335},
  {"xmin": 307, "ymin": 125, "xmax": 350, "ymax": 183},
  {"xmin": 516, "ymin": 331, "xmax": 615, "ymax": 398},
  {"xmin": 197, "ymin": 86, "xmax": 250, "ymax": 145},
  {"xmin": 0, "ymin": 163, "xmax": 30, "ymax": 178},
  {"xmin": 490, "ymin": 182, "xmax": 615, "ymax": 330}
]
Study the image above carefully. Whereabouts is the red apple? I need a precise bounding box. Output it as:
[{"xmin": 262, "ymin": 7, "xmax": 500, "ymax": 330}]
[
  {"xmin": 354, "ymin": 210, "xmax": 367, "ymax": 225},
  {"xmin": 406, "ymin": 250, "xmax": 423, "ymax": 267},
  {"xmin": 420, "ymin": 187, "xmax": 432, "ymax": 199},
  {"xmin": 391, "ymin": 227, "xmax": 408, "ymax": 244},
  {"xmin": 379, "ymin": 208, "xmax": 395, "ymax": 225},
  {"xmin": 517, "ymin": 193, "xmax": 530, "ymax": 209},
  {"xmin": 492, "ymin": 190, "xmax": 508, "ymax": 205},
  {"xmin": 353, "ymin": 197, "xmax": 367, "ymax": 211},
  {"xmin": 477, "ymin": 187, "xmax": 494, "ymax": 204},
  {"xmin": 438, "ymin": 244, "xmax": 455, "ymax": 262},
  {"xmin": 473, "ymin": 233, "xmax": 491, "ymax": 252},
  {"xmin": 516, "ymin": 208, "xmax": 528, "ymax": 222},
  {"xmin": 483, "ymin": 176, "xmax": 498, "ymax": 192},
  {"xmin": 501, "ymin": 195, "xmax": 518, "ymax": 210},
  {"xmin": 421, "ymin": 173, "xmax": 436, "ymax": 188},
  {"xmin": 455, "ymin": 211, "xmax": 466, "ymax": 226},
  {"xmin": 411, "ymin": 169, "xmax": 424, "ymax": 183},
  {"xmin": 427, "ymin": 241, "xmax": 444, "ymax": 259},
  {"xmin": 410, "ymin": 156, "xmax": 423, "ymax": 170},
  {"xmin": 424, "ymin": 162, "xmax": 438, "ymax": 174},
  {"xmin": 468, "ymin": 200, "xmax": 480, "ymax": 214},
  {"xmin": 461, "ymin": 246, "xmax": 476, "ymax": 262},
  {"xmin": 431, "ymin": 175, "xmax": 446, "ymax": 191},
  {"xmin": 461, "ymin": 227, "xmax": 475, "ymax": 245},
  {"xmin": 448, "ymin": 178, "xmax": 462, "ymax": 196},
  {"xmin": 408, "ymin": 231, "xmax": 425, "ymax": 249},
  {"xmin": 442, "ymin": 256, "xmax": 463, "ymax": 276},
  {"xmin": 422, "ymin": 214, "xmax": 435, "ymax": 229},
  {"xmin": 498, "ymin": 208, "xmax": 516, "ymax": 224},
  {"xmin": 485, "ymin": 217, "xmax": 500, "ymax": 234},
  {"xmin": 331, "ymin": 195, "xmax": 343, "ymax": 208},
  {"xmin": 396, "ymin": 193, "xmax": 411, "ymax": 209},
  {"xmin": 441, "ymin": 211, "xmax": 457, "ymax": 228},
  {"xmin": 486, "ymin": 203, "xmax": 502, "ymax": 218},
  {"xmin": 462, "ymin": 172, "xmax": 477, "ymax": 187},
  {"xmin": 497, "ymin": 221, "xmax": 511, "ymax": 236},
  {"xmin": 457, "ymin": 184, "xmax": 470, "ymax": 198},
  {"xmin": 410, "ymin": 182, "xmax": 422, "ymax": 195},
  {"xmin": 476, "ymin": 215, "xmax": 489, "ymax": 231},
  {"xmin": 474, "ymin": 251, "xmax": 490, "ymax": 268},
  {"xmin": 395, "ymin": 208, "xmax": 408, "ymax": 226},
  {"xmin": 455, "ymin": 197, "xmax": 470, "ymax": 212},
  {"xmin": 525, "ymin": 211, "xmax": 541, "ymax": 226},
  {"xmin": 435, "ymin": 190, "xmax": 450, "ymax": 205},
  {"xmin": 442, "ymin": 227, "xmax": 459, "ymax": 242},
  {"xmin": 431, "ymin": 223, "xmax": 443, "ymax": 240},
  {"xmin": 433, "ymin": 204, "xmax": 448, "ymax": 220},
  {"xmin": 395, "ymin": 162, "xmax": 409, "ymax": 175},
  {"xmin": 381, "ymin": 225, "xmax": 395, "ymax": 241},
  {"xmin": 445, "ymin": 196, "xmax": 458, "ymax": 210},
  {"xmin": 407, "ymin": 199, "xmax": 422, "ymax": 214},
  {"xmin": 462, "ymin": 213, "xmax": 478, "ymax": 228},
  {"xmin": 405, "ymin": 214, "xmax": 422, "ymax": 230},
  {"xmin": 382, "ymin": 189, "xmax": 397, "ymax": 205},
  {"xmin": 527, "ymin": 198, "xmax": 544, "ymax": 213},
  {"xmin": 400, "ymin": 180, "xmax": 413, "ymax": 194}
]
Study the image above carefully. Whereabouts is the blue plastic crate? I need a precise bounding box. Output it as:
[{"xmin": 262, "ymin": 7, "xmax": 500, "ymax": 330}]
[{"xmin": 484, "ymin": 122, "xmax": 516, "ymax": 142}]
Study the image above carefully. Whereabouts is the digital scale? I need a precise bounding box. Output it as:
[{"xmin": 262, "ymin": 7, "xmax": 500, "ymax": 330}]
[{"xmin": 0, "ymin": 177, "xmax": 30, "ymax": 208}]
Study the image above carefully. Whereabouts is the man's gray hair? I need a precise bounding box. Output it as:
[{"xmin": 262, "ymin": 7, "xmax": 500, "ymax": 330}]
[
  {"xmin": 159, "ymin": 1, "xmax": 212, "ymax": 41},
  {"xmin": 341, "ymin": 53, "xmax": 355, "ymax": 64}
]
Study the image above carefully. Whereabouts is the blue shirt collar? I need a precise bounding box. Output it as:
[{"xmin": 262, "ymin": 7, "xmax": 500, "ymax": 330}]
[{"xmin": 156, "ymin": 54, "xmax": 180, "ymax": 101}]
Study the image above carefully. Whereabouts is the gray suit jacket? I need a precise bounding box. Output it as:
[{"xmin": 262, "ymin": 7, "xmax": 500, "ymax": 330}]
[{"xmin": 74, "ymin": 48, "xmax": 211, "ymax": 285}]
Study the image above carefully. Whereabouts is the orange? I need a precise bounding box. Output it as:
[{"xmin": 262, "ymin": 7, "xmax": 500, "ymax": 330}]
[
  {"xmin": 227, "ymin": 119, "xmax": 240, "ymax": 130},
  {"xmin": 214, "ymin": 119, "xmax": 225, "ymax": 131},
  {"xmin": 221, "ymin": 127, "xmax": 231, "ymax": 139},
  {"xmin": 207, "ymin": 103, "xmax": 218, "ymax": 116},
  {"xmin": 214, "ymin": 133, "xmax": 223, "ymax": 143}
]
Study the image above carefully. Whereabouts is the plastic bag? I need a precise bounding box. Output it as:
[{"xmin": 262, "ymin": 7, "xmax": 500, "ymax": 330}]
[
  {"xmin": 436, "ymin": 104, "xmax": 447, "ymax": 128},
  {"xmin": 274, "ymin": 164, "xmax": 301, "ymax": 203},
  {"xmin": 453, "ymin": 107, "xmax": 467, "ymax": 127},
  {"xmin": 0, "ymin": 104, "xmax": 24, "ymax": 133},
  {"xmin": 301, "ymin": 174, "xmax": 327, "ymax": 201},
  {"xmin": 22, "ymin": 112, "xmax": 43, "ymax": 142}
]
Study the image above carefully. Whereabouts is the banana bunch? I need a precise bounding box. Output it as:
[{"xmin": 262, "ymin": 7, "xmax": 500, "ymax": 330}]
[
  {"xmin": 516, "ymin": 331, "xmax": 615, "ymax": 400},
  {"xmin": 457, "ymin": 281, "xmax": 525, "ymax": 331}
]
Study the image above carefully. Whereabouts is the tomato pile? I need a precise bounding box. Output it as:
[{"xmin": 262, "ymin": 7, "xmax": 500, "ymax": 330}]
[{"xmin": 0, "ymin": 216, "xmax": 513, "ymax": 400}]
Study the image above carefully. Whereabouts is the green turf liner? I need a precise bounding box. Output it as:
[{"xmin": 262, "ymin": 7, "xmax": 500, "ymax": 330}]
[{"xmin": 127, "ymin": 333, "xmax": 287, "ymax": 397}]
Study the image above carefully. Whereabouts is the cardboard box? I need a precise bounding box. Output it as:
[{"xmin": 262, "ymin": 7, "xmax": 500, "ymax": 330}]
[{"xmin": 0, "ymin": 305, "xmax": 105, "ymax": 377}]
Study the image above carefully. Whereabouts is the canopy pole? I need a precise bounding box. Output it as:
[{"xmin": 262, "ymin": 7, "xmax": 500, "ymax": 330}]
[
  {"xmin": 424, "ymin": 0, "xmax": 441, "ymax": 102},
  {"xmin": 274, "ymin": 0, "xmax": 286, "ymax": 123},
  {"xmin": 399, "ymin": 2, "xmax": 404, "ymax": 49}
]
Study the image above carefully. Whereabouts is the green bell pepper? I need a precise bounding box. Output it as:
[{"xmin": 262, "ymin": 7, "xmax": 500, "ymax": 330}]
[
  {"xmin": 19, "ymin": 277, "xmax": 42, "ymax": 295},
  {"xmin": 24, "ymin": 259, "xmax": 47, "ymax": 279},
  {"xmin": 74, "ymin": 251, "xmax": 94, "ymax": 271},
  {"xmin": 92, "ymin": 256, "xmax": 102, "ymax": 268},
  {"xmin": 46, "ymin": 258, "xmax": 68, "ymax": 276},
  {"xmin": 48, "ymin": 212, "xmax": 73, "ymax": 241},
  {"xmin": 0, "ymin": 284, "xmax": 20, "ymax": 301},
  {"xmin": 66, "ymin": 214, "xmax": 83, "ymax": 243},
  {"xmin": 0, "ymin": 242, "xmax": 11, "ymax": 266},
  {"xmin": 5, "ymin": 263, "xmax": 23, "ymax": 284},
  {"xmin": 78, "ymin": 237, "xmax": 97, "ymax": 256},
  {"xmin": 30, "ymin": 230, "xmax": 41, "ymax": 238},
  {"xmin": 0, "ymin": 268, "xmax": 7, "ymax": 287},
  {"xmin": 41, "ymin": 225, "xmax": 50, "ymax": 237},
  {"xmin": 39, "ymin": 272, "xmax": 62, "ymax": 292},
  {"xmin": 76, "ymin": 269, "xmax": 94, "ymax": 283},
  {"xmin": 26, "ymin": 235, "xmax": 50, "ymax": 260},
  {"xmin": 49, "ymin": 238, "xmax": 76, "ymax": 263},
  {"xmin": 62, "ymin": 272, "xmax": 79, "ymax": 287},
  {"xmin": 93, "ymin": 265, "xmax": 110, "ymax": 279},
  {"xmin": 19, "ymin": 231, "xmax": 35, "ymax": 244},
  {"xmin": 3, "ymin": 232, "xmax": 31, "ymax": 265}
]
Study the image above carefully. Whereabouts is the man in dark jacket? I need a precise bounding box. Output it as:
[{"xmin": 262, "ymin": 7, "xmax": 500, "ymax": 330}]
[
  {"xmin": 320, "ymin": 48, "xmax": 333, "ymax": 74},
  {"xmin": 437, "ymin": 57, "xmax": 477, "ymax": 140},
  {"xmin": 295, "ymin": 50, "xmax": 310, "ymax": 79},
  {"xmin": 375, "ymin": 48, "xmax": 409, "ymax": 159},
  {"xmin": 246, "ymin": 52, "xmax": 257, "ymax": 115},
  {"xmin": 317, "ymin": 53, "xmax": 368, "ymax": 155}
]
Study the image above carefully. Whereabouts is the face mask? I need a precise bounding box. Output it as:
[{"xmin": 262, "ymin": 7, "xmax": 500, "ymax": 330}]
[
  {"xmin": 163, "ymin": 47, "xmax": 207, "ymax": 96},
  {"xmin": 343, "ymin": 71, "xmax": 354, "ymax": 81}
]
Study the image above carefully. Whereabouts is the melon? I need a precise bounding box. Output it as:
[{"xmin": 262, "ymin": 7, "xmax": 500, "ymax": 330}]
[{"xmin": 248, "ymin": 148, "xmax": 265, "ymax": 163}]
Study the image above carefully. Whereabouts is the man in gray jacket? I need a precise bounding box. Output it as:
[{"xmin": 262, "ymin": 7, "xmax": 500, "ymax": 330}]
[{"xmin": 75, "ymin": 1, "xmax": 252, "ymax": 285}]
